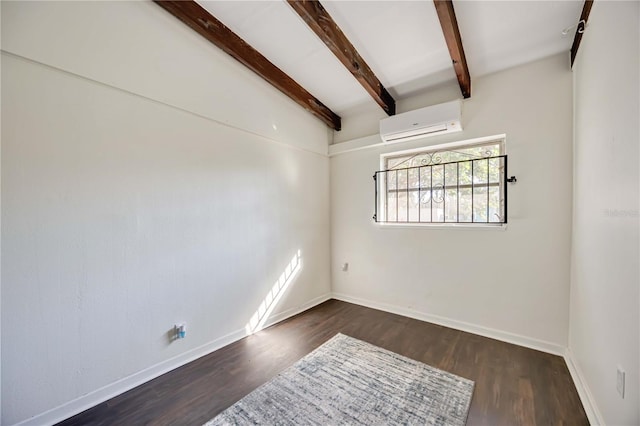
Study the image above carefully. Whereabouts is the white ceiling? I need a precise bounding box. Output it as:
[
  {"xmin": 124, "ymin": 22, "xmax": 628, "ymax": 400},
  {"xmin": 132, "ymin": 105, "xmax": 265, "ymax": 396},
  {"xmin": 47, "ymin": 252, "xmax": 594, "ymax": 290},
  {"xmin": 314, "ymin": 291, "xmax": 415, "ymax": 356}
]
[{"xmin": 197, "ymin": 0, "xmax": 584, "ymax": 117}]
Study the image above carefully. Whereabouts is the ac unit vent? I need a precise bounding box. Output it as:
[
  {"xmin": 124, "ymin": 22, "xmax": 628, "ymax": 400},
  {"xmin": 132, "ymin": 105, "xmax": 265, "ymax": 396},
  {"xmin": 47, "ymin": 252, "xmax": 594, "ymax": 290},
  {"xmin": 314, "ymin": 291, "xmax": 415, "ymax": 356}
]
[{"xmin": 380, "ymin": 100, "xmax": 462, "ymax": 144}]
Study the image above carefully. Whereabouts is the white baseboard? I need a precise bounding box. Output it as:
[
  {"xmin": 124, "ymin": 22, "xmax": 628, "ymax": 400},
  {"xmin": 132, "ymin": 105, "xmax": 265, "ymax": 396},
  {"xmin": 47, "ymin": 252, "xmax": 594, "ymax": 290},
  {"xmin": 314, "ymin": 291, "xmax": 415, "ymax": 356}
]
[
  {"xmin": 260, "ymin": 293, "xmax": 332, "ymax": 331},
  {"xmin": 13, "ymin": 293, "xmax": 332, "ymax": 426},
  {"xmin": 333, "ymin": 294, "xmax": 608, "ymax": 424},
  {"xmin": 332, "ymin": 293, "xmax": 609, "ymax": 422},
  {"xmin": 564, "ymin": 348, "xmax": 605, "ymax": 425},
  {"xmin": 16, "ymin": 293, "xmax": 598, "ymax": 426},
  {"xmin": 331, "ymin": 292, "xmax": 565, "ymax": 356}
]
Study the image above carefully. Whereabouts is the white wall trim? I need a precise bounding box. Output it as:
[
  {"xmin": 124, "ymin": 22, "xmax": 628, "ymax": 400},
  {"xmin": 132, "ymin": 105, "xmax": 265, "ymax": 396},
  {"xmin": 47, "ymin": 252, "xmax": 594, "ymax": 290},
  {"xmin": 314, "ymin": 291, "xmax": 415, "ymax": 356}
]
[
  {"xmin": 258, "ymin": 293, "xmax": 333, "ymax": 332},
  {"xmin": 0, "ymin": 50, "xmax": 329, "ymax": 159},
  {"xmin": 328, "ymin": 132, "xmax": 509, "ymax": 158},
  {"xmin": 12, "ymin": 293, "xmax": 332, "ymax": 426},
  {"xmin": 564, "ymin": 348, "xmax": 606, "ymax": 426},
  {"xmin": 328, "ymin": 134, "xmax": 383, "ymax": 156},
  {"xmin": 331, "ymin": 292, "xmax": 565, "ymax": 356}
]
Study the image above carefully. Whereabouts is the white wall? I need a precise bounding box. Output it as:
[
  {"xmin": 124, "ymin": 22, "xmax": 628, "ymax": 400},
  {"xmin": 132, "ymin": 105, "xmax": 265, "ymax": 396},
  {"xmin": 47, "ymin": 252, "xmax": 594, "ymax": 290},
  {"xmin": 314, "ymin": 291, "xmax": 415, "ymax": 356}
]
[
  {"xmin": 331, "ymin": 53, "xmax": 573, "ymax": 351},
  {"xmin": 570, "ymin": 1, "xmax": 640, "ymax": 425},
  {"xmin": 0, "ymin": 1, "xmax": 3, "ymax": 422},
  {"xmin": 1, "ymin": 1, "xmax": 331, "ymax": 424}
]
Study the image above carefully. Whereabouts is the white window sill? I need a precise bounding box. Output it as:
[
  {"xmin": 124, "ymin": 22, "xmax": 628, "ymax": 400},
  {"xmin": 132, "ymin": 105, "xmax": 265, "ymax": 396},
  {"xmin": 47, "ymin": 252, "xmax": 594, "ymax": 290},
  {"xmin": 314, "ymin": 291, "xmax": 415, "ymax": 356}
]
[{"xmin": 374, "ymin": 222, "xmax": 507, "ymax": 231}]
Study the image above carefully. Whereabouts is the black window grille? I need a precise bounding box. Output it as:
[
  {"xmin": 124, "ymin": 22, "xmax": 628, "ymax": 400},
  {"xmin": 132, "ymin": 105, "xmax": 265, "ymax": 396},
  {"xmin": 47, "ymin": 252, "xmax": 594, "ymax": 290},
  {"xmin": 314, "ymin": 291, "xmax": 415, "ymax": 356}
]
[{"xmin": 374, "ymin": 155, "xmax": 510, "ymax": 224}]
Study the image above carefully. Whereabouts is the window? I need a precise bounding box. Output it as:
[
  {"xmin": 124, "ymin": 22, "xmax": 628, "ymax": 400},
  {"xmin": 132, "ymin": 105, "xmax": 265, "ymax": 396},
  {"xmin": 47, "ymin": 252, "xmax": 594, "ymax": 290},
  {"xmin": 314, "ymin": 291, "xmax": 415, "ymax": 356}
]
[{"xmin": 374, "ymin": 136, "xmax": 508, "ymax": 225}]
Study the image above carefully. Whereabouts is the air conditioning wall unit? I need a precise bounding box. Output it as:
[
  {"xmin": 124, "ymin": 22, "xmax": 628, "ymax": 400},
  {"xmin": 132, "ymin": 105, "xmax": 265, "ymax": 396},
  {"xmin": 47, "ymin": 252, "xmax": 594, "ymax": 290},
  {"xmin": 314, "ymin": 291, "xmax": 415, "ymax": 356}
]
[{"xmin": 379, "ymin": 99, "xmax": 462, "ymax": 144}]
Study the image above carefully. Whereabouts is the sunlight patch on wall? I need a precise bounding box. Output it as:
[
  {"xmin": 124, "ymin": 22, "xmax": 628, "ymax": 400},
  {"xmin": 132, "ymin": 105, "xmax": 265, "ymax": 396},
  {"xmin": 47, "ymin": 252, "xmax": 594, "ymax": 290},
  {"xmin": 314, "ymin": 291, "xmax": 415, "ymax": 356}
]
[{"xmin": 245, "ymin": 250, "xmax": 302, "ymax": 335}]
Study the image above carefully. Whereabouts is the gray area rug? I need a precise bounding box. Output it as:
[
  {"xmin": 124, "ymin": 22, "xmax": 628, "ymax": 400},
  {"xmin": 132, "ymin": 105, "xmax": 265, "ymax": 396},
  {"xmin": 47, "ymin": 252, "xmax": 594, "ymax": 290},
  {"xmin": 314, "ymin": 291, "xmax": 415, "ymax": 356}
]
[{"xmin": 205, "ymin": 333, "xmax": 474, "ymax": 425}]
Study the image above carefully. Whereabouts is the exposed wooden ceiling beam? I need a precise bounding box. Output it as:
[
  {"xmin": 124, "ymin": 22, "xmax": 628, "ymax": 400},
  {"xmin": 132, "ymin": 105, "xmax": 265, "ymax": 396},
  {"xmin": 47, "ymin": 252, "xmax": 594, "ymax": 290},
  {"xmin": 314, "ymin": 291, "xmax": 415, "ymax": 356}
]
[
  {"xmin": 570, "ymin": 0, "xmax": 594, "ymax": 67},
  {"xmin": 287, "ymin": 0, "xmax": 396, "ymax": 116},
  {"xmin": 434, "ymin": 0, "xmax": 471, "ymax": 99},
  {"xmin": 154, "ymin": 0, "xmax": 341, "ymax": 130}
]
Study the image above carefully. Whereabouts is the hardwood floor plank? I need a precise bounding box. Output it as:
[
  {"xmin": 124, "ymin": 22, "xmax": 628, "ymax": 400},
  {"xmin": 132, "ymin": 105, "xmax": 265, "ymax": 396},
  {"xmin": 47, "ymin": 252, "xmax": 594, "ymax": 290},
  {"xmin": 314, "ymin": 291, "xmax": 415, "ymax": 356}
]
[{"xmin": 57, "ymin": 300, "xmax": 589, "ymax": 425}]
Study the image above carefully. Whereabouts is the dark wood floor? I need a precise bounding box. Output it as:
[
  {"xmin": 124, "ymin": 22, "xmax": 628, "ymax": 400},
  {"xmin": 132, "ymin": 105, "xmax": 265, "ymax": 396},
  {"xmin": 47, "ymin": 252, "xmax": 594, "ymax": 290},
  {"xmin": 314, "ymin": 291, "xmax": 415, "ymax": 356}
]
[{"xmin": 57, "ymin": 300, "xmax": 588, "ymax": 425}]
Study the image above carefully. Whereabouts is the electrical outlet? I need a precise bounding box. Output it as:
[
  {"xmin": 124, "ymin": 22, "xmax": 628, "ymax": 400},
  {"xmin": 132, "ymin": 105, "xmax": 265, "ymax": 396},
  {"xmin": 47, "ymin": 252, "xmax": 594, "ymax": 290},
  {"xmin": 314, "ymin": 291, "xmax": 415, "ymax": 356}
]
[
  {"xmin": 175, "ymin": 323, "xmax": 186, "ymax": 340},
  {"xmin": 616, "ymin": 366, "xmax": 625, "ymax": 398}
]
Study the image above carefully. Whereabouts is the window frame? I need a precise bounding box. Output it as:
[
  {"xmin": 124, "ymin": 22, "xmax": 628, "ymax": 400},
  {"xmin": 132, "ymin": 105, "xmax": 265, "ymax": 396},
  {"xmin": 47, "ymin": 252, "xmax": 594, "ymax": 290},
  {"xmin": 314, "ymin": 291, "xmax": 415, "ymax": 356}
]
[{"xmin": 376, "ymin": 134, "xmax": 508, "ymax": 229}]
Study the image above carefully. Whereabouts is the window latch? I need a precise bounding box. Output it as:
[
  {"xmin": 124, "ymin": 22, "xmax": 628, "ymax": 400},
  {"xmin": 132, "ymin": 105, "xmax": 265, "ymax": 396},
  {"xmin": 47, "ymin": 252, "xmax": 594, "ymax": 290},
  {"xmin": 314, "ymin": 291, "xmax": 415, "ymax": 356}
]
[{"xmin": 507, "ymin": 176, "xmax": 517, "ymax": 183}]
